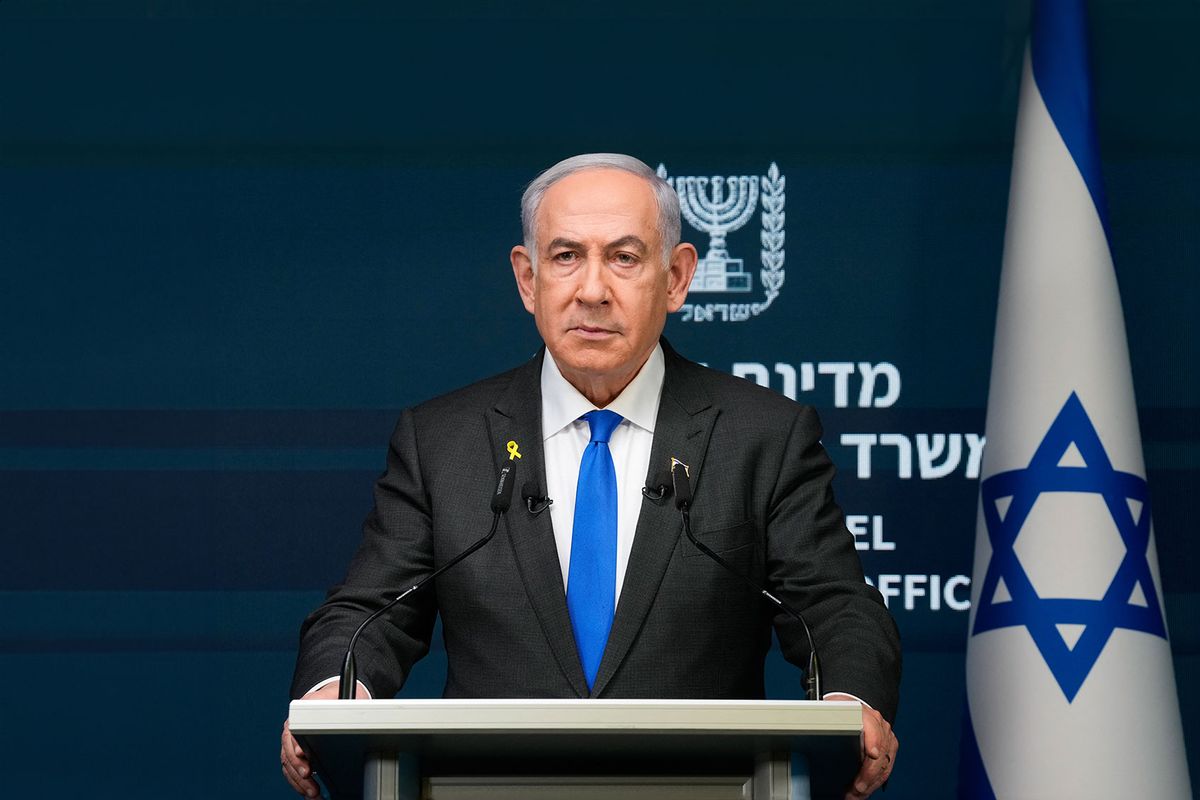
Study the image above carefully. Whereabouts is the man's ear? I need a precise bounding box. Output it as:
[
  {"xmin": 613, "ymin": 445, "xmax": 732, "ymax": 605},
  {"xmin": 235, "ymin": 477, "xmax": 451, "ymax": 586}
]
[
  {"xmin": 511, "ymin": 246, "xmax": 537, "ymax": 315},
  {"xmin": 665, "ymin": 242, "xmax": 698, "ymax": 313}
]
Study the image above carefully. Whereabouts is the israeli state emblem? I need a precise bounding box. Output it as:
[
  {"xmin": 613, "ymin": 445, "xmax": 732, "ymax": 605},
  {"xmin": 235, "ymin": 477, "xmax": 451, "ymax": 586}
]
[{"xmin": 657, "ymin": 163, "xmax": 786, "ymax": 323}]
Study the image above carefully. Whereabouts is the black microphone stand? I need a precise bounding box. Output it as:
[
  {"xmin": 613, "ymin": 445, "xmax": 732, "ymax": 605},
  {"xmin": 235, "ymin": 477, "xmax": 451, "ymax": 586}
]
[
  {"xmin": 671, "ymin": 463, "xmax": 822, "ymax": 701},
  {"xmin": 337, "ymin": 462, "xmax": 515, "ymax": 699}
]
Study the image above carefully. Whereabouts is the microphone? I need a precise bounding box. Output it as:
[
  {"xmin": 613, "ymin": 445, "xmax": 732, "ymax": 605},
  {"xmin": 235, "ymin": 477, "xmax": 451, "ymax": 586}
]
[
  {"xmin": 641, "ymin": 471, "xmax": 672, "ymax": 502},
  {"xmin": 669, "ymin": 462, "xmax": 691, "ymax": 508},
  {"xmin": 521, "ymin": 481, "xmax": 552, "ymax": 515},
  {"xmin": 669, "ymin": 460, "xmax": 823, "ymax": 701},
  {"xmin": 492, "ymin": 462, "xmax": 516, "ymax": 513},
  {"xmin": 337, "ymin": 462, "xmax": 516, "ymax": 699}
]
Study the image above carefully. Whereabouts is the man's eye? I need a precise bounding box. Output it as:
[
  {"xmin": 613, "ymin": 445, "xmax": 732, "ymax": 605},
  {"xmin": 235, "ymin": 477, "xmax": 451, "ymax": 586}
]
[
  {"xmin": 613, "ymin": 253, "xmax": 638, "ymax": 266},
  {"xmin": 553, "ymin": 251, "xmax": 577, "ymax": 263}
]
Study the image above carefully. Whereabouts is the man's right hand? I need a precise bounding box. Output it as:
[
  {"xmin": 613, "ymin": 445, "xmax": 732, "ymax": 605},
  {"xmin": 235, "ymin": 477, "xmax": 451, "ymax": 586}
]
[{"xmin": 281, "ymin": 681, "xmax": 369, "ymax": 797}]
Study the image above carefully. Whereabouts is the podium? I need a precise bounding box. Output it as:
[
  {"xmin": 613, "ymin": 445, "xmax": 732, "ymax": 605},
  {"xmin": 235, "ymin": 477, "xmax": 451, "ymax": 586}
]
[{"xmin": 288, "ymin": 699, "xmax": 862, "ymax": 800}]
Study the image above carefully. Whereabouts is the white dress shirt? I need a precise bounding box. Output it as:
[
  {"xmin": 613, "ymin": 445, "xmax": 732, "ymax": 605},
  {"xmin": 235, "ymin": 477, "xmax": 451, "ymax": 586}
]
[{"xmin": 540, "ymin": 344, "xmax": 663, "ymax": 604}]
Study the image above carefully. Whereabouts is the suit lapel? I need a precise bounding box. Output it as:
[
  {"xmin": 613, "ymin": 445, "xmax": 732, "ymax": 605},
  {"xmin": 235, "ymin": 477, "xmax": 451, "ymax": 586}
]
[
  {"xmin": 486, "ymin": 350, "xmax": 590, "ymax": 697},
  {"xmin": 591, "ymin": 342, "xmax": 719, "ymax": 697}
]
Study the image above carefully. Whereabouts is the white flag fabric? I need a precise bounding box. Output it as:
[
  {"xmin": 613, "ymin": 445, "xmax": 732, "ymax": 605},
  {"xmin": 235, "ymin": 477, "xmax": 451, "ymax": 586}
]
[{"xmin": 959, "ymin": 1, "xmax": 1191, "ymax": 797}]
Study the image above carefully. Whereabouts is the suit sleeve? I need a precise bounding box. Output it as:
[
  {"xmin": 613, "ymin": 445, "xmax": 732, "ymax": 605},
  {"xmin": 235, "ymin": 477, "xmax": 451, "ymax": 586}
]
[
  {"xmin": 764, "ymin": 405, "xmax": 902, "ymax": 722},
  {"xmin": 290, "ymin": 408, "xmax": 438, "ymax": 700}
]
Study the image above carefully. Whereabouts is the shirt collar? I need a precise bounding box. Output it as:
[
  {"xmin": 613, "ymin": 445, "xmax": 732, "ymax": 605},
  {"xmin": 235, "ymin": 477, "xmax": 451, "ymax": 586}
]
[{"xmin": 541, "ymin": 343, "xmax": 665, "ymax": 439}]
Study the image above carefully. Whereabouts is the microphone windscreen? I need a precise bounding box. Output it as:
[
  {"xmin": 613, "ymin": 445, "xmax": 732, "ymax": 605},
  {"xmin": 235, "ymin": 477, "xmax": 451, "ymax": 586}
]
[{"xmin": 492, "ymin": 463, "xmax": 516, "ymax": 512}]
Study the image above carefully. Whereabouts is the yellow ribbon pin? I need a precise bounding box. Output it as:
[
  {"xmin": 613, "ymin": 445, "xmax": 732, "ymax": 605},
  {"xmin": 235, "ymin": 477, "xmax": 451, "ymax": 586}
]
[{"xmin": 507, "ymin": 440, "xmax": 522, "ymax": 461}]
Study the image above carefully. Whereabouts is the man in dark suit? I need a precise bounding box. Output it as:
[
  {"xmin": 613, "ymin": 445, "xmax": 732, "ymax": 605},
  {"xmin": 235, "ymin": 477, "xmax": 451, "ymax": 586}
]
[{"xmin": 282, "ymin": 154, "xmax": 901, "ymax": 799}]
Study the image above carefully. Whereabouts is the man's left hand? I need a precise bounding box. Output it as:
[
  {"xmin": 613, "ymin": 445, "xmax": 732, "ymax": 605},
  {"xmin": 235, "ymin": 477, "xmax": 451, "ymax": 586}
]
[{"xmin": 824, "ymin": 693, "xmax": 897, "ymax": 799}]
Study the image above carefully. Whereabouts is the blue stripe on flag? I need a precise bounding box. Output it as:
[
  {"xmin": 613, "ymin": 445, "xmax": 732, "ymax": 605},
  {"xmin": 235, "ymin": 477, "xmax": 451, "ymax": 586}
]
[
  {"xmin": 1030, "ymin": 0, "xmax": 1111, "ymax": 238},
  {"xmin": 957, "ymin": 703, "xmax": 997, "ymax": 800}
]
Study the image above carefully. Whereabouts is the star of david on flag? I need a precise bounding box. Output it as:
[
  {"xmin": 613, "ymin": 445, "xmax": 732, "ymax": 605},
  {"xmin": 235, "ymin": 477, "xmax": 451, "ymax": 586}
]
[{"xmin": 971, "ymin": 392, "xmax": 1165, "ymax": 702}]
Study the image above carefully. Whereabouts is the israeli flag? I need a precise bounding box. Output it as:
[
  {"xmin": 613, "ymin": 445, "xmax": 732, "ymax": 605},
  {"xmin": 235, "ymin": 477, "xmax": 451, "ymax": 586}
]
[{"xmin": 959, "ymin": 1, "xmax": 1191, "ymax": 797}]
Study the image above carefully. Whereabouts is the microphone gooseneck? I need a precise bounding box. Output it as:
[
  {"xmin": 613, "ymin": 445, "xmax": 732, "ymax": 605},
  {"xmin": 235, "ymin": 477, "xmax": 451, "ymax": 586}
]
[
  {"xmin": 338, "ymin": 462, "xmax": 516, "ymax": 699},
  {"xmin": 491, "ymin": 461, "xmax": 516, "ymax": 513},
  {"xmin": 669, "ymin": 460, "xmax": 822, "ymax": 701}
]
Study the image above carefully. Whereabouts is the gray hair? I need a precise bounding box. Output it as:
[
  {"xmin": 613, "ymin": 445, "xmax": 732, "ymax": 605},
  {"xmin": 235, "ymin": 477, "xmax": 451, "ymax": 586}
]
[{"xmin": 520, "ymin": 153, "xmax": 681, "ymax": 270}]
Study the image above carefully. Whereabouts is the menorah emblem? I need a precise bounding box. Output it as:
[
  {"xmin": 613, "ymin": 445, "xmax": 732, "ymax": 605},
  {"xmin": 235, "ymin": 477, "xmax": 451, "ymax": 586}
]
[
  {"xmin": 657, "ymin": 163, "xmax": 786, "ymax": 322},
  {"xmin": 673, "ymin": 175, "xmax": 759, "ymax": 293}
]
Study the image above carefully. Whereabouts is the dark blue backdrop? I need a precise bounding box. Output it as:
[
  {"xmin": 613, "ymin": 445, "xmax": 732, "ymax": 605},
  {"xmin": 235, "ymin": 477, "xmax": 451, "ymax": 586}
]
[{"xmin": 1, "ymin": 2, "xmax": 1196, "ymax": 797}]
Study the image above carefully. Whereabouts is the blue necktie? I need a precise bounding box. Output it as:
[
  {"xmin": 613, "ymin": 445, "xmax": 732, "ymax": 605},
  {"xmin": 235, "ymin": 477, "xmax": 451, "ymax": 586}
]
[{"xmin": 567, "ymin": 409, "xmax": 622, "ymax": 691}]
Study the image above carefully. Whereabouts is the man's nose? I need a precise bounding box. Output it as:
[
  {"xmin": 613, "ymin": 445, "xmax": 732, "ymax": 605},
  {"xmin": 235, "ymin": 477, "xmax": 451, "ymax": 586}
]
[{"xmin": 575, "ymin": 257, "xmax": 610, "ymax": 305}]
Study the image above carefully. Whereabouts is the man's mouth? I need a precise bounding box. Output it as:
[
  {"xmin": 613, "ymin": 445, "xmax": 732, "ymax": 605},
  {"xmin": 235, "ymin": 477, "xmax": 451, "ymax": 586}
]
[{"xmin": 570, "ymin": 324, "xmax": 619, "ymax": 339}]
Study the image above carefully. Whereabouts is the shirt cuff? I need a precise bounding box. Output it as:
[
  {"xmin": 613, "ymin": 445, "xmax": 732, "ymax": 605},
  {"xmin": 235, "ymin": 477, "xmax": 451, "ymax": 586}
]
[
  {"xmin": 306, "ymin": 676, "xmax": 373, "ymax": 699},
  {"xmin": 821, "ymin": 691, "xmax": 872, "ymax": 710}
]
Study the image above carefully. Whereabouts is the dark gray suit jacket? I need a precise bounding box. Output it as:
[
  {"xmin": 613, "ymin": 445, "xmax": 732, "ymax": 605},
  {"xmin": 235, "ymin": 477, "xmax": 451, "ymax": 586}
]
[{"xmin": 292, "ymin": 341, "xmax": 901, "ymax": 722}]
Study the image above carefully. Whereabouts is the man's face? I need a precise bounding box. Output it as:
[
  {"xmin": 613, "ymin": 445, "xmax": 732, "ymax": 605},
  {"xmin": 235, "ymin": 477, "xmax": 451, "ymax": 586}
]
[{"xmin": 511, "ymin": 168, "xmax": 696, "ymax": 405}]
